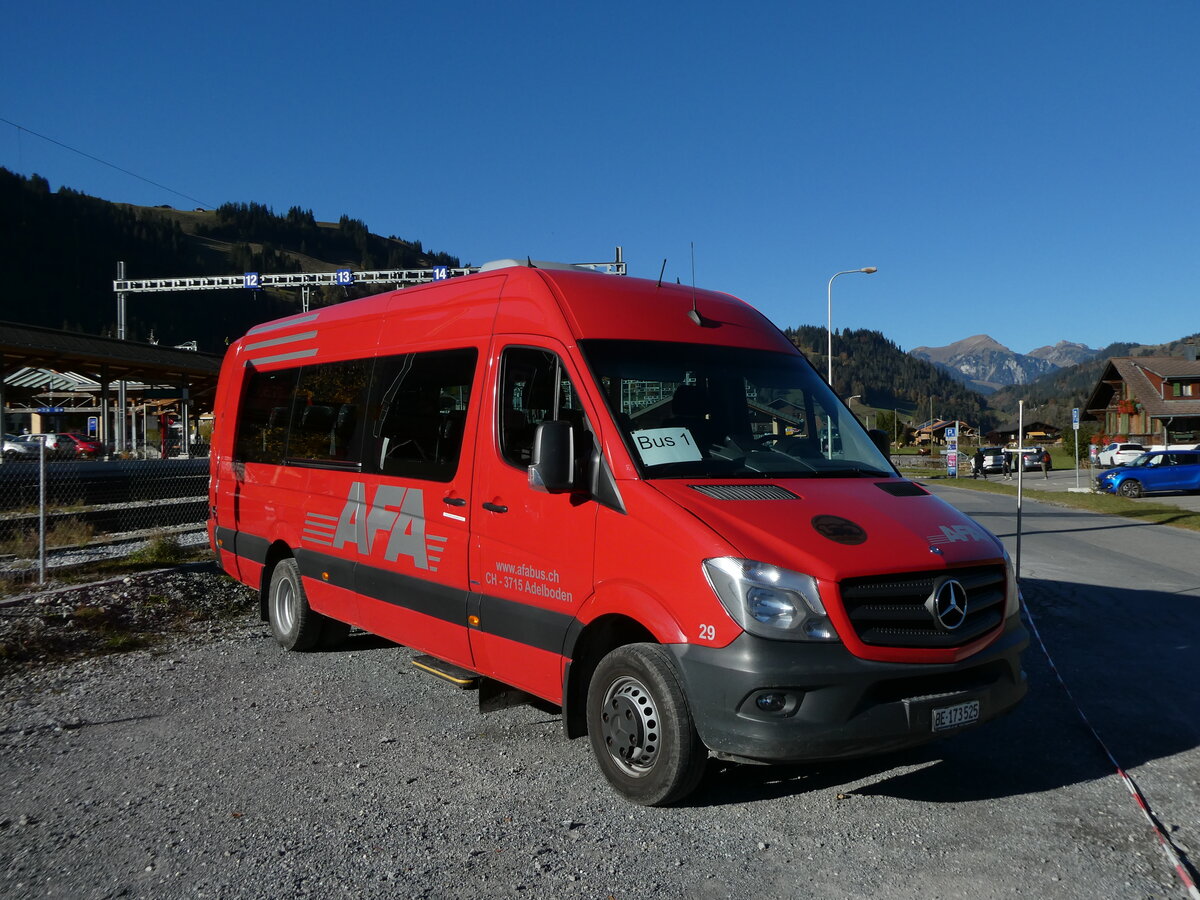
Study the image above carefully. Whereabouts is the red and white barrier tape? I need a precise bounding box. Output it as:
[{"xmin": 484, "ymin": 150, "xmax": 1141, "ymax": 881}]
[{"xmin": 1023, "ymin": 603, "xmax": 1200, "ymax": 899}]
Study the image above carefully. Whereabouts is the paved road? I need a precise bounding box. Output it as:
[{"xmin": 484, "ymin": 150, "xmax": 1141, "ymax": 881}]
[{"xmin": 926, "ymin": 481, "xmax": 1200, "ymax": 894}]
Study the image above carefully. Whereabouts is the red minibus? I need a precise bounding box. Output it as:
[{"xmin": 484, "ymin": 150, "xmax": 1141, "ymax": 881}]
[{"xmin": 209, "ymin": 260, "xmax": 1027, "ymax": 805}]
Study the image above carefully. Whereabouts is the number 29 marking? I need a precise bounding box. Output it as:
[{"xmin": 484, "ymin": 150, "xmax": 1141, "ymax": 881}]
[{"xmin": 698, "ymin": 624, "xmax": 716, "ymax": 641}]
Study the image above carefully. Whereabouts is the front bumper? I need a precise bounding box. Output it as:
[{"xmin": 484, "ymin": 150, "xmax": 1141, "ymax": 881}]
[{"xmin": 669, "ymin": 615, "xmax": 1028, "ymax": 763}]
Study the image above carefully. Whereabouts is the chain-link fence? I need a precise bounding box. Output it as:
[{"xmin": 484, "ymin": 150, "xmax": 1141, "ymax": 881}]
[{"xmin": 0, "ymin": 445, "xmax": 209, "ymax": 593}]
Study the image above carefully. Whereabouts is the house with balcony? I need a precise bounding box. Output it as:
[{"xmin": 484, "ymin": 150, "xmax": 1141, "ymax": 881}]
[
  {"xmin": 984, "ymin": 421, "xmax": 1062, "ymax": 446},
  {"xmin": 1084, "ymin": 354, "xmax": 1200, "ymax": 446}
]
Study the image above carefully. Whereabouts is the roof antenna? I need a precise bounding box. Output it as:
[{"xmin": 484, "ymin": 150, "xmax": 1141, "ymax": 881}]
[
  {"xmin": 657, "ymin": 258, "xmax": 667, "ymax": 288},
  {"xmin": 686, "ymin": 242, "xmax": 718, "ymax": 327},
  {"xmin": 526, "ymin": 256, "xmax": 537, "ymax": 268}
]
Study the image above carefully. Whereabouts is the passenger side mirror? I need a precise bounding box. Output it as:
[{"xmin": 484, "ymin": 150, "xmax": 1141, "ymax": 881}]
[
  {"xmin": 867, "ymin": 428, "xmax": 891, "ymax": 458},
  {"xmin": 529, "ymin": 420, "xmax": 575, "ymax": 493}
]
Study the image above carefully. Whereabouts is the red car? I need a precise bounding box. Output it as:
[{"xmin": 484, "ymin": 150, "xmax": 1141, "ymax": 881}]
[{"xmin": 55, "ymin": 432, "xmax": 104, "ymax": 459}]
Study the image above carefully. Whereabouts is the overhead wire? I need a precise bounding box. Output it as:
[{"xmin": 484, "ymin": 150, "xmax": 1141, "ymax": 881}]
[{"xmin": 0, "ymin": 116, "xmax": 215, "ymax": 210}]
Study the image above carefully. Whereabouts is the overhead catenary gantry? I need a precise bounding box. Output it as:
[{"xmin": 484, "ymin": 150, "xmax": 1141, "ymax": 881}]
[
  {"xmin": 106, "ymin": 249, "xmax": 626, "ymax": 450},
  {"xmin": 113, "ymin": 248, "xmax": 628, "ymax": 307}
]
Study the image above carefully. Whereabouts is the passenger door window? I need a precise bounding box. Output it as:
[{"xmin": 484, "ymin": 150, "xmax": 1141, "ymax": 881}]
[{"xmin": 498, "ymin": 347, "xmax": 586, "ymax": 469}]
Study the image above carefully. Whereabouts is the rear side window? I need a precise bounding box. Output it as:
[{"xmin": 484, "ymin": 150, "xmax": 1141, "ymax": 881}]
[
  {"xmin": 369, "ymin": 349, "xmax": 477, "ymax": 481},
  {"xmin": 235, "ymin": 368, "xmax": 300, "ymax": 464},
  {"xmin": 233, "ymin": 348, "xmax": 477, "ymax": 482},
  {"xmin": 286, "ymin": 359, "xmax": 373, "ymax": 464}
]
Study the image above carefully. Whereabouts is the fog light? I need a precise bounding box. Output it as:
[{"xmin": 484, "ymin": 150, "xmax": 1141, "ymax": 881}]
[{"xmin": 755, "ymin": 693, "xmax": 787, "ymax": 712}]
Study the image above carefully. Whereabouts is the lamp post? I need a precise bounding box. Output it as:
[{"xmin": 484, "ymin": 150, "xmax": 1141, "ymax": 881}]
[{"xmin": 826, "ymin": 267, "xmax": 877, "ymax": 389}]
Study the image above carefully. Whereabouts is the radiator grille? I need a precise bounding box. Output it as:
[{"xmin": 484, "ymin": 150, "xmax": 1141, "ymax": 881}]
[{"xmin": 838, "ymin": 565, "xmax": 1006, "ymax": 648}]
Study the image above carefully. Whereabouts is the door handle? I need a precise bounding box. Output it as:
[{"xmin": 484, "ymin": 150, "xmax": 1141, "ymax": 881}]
[
  {"xmin": 481, "ymin": 501, "xmax": 508, "ymax": 514},
  {"xmin": 442, "ymin": 496, "xmax": 467, "ymax": 507}
]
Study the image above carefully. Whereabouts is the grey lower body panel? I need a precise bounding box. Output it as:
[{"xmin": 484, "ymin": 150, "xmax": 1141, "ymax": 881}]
[{"xmin": 669, "ymin": 617, "xmax": 1028, "ymax": 762}]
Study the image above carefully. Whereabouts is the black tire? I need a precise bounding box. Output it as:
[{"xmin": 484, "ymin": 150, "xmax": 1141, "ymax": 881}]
[
  {"xmin": 267, "ymin": 558, "xmax": 333, "ymax": 651},
  {"xmin": 586, "ymin": 643, "xmax": 708, "ymax": 806},
  {"xmin": 1118, "ymin": 479, "xmax": 1144, "ymax": 499}
]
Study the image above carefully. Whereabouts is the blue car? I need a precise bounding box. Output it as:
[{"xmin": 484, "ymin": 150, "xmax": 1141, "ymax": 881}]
[{"xmin": 1096, "ymin": 450, "xmax": 1200, "ymax": 498}]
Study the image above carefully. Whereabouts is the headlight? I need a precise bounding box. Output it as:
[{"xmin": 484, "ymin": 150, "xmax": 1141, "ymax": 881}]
[{"xmin": 702, "ymin": 558, "xmax": 839, "ymax": 642}]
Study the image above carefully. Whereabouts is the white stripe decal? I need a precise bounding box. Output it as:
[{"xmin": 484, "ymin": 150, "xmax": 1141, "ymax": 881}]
[
  {"xmin": 246, "ymin": 313, "xmax": 320, "ymax": 336},
  {"xmin": 247, "ymin": 348, "xmax": 319, "ymax": 366},
  {"xmin": 245, "ymin": 330, "xmax": 318, "ymax": 351}
]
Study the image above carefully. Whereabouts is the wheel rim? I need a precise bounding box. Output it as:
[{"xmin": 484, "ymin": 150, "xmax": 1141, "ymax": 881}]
[
  {"xmin": 1120, "ymin": 480, "xmax": 1141, "ymax": 498},
  {"xmin": 272, "ymin": 574, "xmax": 296, "ymax": 633},
  {"xmin": 599, "ymin": 675, "xmax": 661, "ymax": 778}
]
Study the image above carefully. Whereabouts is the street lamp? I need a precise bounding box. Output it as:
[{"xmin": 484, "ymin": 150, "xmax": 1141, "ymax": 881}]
[{"xmin": 827, "ymin": 267, "xmax": 877, "ymax": 389}]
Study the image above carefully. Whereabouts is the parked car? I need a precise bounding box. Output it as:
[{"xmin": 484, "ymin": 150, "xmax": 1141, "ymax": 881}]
[
  {"xmin": 980, "ymin": 446, "xmax": 1006, "ymax": 473},
  {"xmin": 54, "ymin": 432, "xmax": 104, "ymax": 459},
  {"xmin": 11, "ymin": 433, "xmax": 67, "ymax": 458},
  {"xmin": 1095, "ymin": 450, "xmax": 1200, "ymax": 498},
  {"xmin": 10, "ymin": 433, "xmax": 99, "ymax": 459},
  {"xmin": 1005, "ymin": 446, "xmax": 1051, "ymax": 472},
  {"xmin": 2, "ymin": 433, "xmax": 38, "ymax": 460},
  {"xmin": 1097, "ymin": 442, "xmax": 1146, "ymax": 467}
]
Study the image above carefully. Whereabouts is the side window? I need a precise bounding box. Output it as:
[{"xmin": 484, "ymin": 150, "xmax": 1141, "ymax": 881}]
[
  {"xmin": 234, "ymin": 367, "xmax": 299, "ymax": 464},
  {"xmin": 369, "ymin": 348, "xmax": 477, "ymax": 481},
  {"xmin": 499, "ymin": 347, "xmax": 585, "ymax": 468},
  {"xmin": 285, "ymin": 359, "xmax": 372, "ymax": 464}
]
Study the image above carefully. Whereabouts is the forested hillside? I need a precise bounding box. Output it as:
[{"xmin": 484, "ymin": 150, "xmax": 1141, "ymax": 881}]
[
  {"xmin": 0, "ymin": 168, "xmax": 461, "ymax": 352},
  {"xmin": 785, "ymin": 326, "xmax": 995, "ymax": 430}
]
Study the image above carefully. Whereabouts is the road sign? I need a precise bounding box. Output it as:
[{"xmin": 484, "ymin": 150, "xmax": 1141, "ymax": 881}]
[
  {"xmin": 1072, "ymin": 407, "xmax": 1080, "ymax": 429},
  {"xmin": 945, "ymin": 427, "xmax": 957, "ymax": 439}
]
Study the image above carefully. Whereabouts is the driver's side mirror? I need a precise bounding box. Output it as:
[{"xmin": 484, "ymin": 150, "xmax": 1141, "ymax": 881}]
[{"xmin": 529, "ymin": 420, "xmax": 575, "ymax": 493}]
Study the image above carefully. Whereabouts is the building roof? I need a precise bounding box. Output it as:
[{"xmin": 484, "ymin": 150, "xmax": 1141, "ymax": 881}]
[
  {"xmin": 1085, "ymin": 356, "xmax": 1200, "ymax": 419},
  {"xmin": 0, "ymin": 321, "xmax": 223, "ymax": 399}
]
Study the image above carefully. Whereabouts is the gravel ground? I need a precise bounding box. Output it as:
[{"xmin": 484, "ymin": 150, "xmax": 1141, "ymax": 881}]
[{"xmin": 0, "ymin": 565, "xmax": 1188, "ymax": 899}]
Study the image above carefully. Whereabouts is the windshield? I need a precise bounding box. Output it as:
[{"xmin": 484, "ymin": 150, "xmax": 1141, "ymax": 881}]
[{"xmin": 580, "ymin": 339, "xmax": 894, "ymax": 479}]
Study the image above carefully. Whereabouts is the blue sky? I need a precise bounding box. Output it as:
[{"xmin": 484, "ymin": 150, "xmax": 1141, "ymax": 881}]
[{"xmin": 3, "ymin": 1, "xmax": 1197, "ymax": 355}]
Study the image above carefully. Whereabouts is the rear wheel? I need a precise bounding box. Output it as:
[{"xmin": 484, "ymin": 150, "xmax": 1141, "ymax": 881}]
[
  {"xmin": 586, "ymin": 643, "xmax": 707, "ymax": 806},
  {"xmin": 1118, "ymin": 479, "xmax": 1144, "ymax": 499},
  {"xmin": 268, "ymin": 558, "xmax": 336, "ymax": 651}
]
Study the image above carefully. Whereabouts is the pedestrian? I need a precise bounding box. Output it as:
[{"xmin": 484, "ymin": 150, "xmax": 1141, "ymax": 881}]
[
  {"xmin": 1041, "ymin": 449, "xmax": 1051, "ymax": 479},
  {"xmin": 1002, "ymin": 453, "xmax": 1012, "ymax": 480},
  {"xmin": 972, "ymin": 448, "xmax": 985, "ymax": 479}
]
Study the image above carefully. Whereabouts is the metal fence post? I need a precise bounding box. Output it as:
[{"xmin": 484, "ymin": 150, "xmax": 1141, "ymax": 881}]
[{"xmin": 38, "ymin": 435, "xmax": 47, "ymax": 584}]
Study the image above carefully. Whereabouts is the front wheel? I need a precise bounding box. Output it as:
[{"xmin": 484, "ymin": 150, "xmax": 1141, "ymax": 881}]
[
  {"xmin": 586, "ymin": 644, "xmax": 708, "ymax": 806},
  {"xmin": 1118, "ymin": 479, "xmax": 1144, "ymax": 499}
]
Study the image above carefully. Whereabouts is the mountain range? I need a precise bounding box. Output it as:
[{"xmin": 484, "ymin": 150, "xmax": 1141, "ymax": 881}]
[{"xmin": 910, "ymin": 335, "xmax": 1101, "ymax": 394}]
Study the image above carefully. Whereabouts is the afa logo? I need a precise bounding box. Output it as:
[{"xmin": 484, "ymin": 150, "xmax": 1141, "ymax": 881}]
[
  {"xmin": 303, "ymin": 482, "xmax": 447, "ymax": 571},
  {"xmin": 926, "ymin": 523, "xmax": 987, "ymax": 545}
]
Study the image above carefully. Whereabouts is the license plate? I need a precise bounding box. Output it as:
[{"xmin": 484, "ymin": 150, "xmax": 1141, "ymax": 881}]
[{"xmin": 932, "ymin": 700, "xmax": 980, "ymax": 732}]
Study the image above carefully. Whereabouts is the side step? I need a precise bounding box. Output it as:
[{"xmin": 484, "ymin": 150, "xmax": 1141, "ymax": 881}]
[{"xmin": 411, "ymin": 655, "xmax": 481, "ymax": 689}]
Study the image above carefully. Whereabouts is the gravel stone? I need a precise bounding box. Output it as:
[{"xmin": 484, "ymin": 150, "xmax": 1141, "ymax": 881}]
[{"xmin": 0, "ymin": 563, "xmax": 1188, "ymax": 898}]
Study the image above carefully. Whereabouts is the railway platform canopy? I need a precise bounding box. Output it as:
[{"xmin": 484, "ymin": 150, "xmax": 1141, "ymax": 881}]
[{"xmin": 0, "ymin": 320, "xmax": 223, "ymax": 444}]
